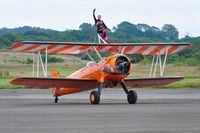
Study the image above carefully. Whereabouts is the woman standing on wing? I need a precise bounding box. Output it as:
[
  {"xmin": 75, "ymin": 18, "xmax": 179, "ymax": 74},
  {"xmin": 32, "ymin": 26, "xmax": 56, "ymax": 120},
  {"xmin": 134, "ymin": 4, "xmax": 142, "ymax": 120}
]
[{"xmin": 93, "ymin": 9, "xmax": 111, "ymax": 43}]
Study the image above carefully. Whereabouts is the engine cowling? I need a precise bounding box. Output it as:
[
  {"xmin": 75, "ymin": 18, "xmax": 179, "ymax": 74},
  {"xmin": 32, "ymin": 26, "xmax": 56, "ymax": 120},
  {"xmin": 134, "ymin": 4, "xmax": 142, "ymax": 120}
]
[
  {"xmin": 104, "ymin": 55, "xmax": 132, "ymax": 75},
  {"xmin": 115, "ymin": 56, "xmax": 131, "ymax": 75}
]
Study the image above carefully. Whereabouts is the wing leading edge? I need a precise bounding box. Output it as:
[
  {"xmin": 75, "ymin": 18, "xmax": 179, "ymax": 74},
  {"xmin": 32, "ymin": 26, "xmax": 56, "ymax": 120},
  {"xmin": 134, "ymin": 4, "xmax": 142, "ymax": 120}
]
[
  {"xmin": 10, "ymin": 77, "xmax": 99, "ymax": 89},
  {"xmin": 124, "ymin": 76, "xmax": 184, "ymax": 87},
  {"xmin": 11, "ymin": 41, "xmax": 191, "ymax": 55}
]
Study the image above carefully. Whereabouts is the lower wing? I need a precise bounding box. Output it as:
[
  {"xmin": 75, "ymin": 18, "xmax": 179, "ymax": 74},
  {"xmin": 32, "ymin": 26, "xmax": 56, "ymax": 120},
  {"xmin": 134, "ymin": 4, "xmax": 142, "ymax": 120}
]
[
  {"xmin": 10, "ymin": 77, "xmax": 98, "ymax": 89},
  {"xmin": 124, "ymin": 76, "xmax": 183, "ymax": 87},
  {"xmin": 11, "ymin": 76, "xmax": 183, "ymax": 89}
]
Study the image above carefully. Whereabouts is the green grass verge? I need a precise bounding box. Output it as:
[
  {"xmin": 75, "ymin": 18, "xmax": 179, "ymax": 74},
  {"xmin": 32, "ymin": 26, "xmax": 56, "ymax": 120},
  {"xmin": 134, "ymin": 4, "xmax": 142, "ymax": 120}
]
[
  {"xmin": 160, "ymin": 77, "xmax": 200, "ymax": 88},
  {"xmin": 0, "ymin": 78, "xmax": 22, "ymax": 89},
  {"xmin": 0, "ymin": 64, "xmax": 200, "ymax": 89}
]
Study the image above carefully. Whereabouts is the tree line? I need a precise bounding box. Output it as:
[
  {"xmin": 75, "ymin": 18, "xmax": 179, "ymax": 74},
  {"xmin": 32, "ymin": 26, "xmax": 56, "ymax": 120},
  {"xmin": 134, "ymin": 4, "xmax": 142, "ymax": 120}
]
[{"xmin": 0, "ymin": 21, "xmax": 199, "ymax": 66}]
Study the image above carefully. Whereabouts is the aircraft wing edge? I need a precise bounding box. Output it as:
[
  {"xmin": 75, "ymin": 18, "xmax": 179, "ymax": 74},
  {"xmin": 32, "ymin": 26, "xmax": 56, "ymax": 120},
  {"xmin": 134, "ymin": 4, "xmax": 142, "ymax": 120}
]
[
  {"xmin": 10, "ymin": 77, "xmax": 99, "ymax": 89},
  {"xmin": 124, "ymin": 76, "xmax": 184, "ymax": 87}
]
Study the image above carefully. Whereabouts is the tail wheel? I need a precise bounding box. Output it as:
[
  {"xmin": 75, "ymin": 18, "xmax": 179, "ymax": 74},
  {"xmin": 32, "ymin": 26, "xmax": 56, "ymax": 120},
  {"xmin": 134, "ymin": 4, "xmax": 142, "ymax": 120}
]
[
  {"xmin": 90, "ymin": 91, "xmax": 100, "ymax": 104},
  {"xmin": 127, "ymin": 90, "xmax": 137, "ymax": 104},
  {"xmin": 54, "ymin": 96, "xmax": 59, "ymax": 103}
]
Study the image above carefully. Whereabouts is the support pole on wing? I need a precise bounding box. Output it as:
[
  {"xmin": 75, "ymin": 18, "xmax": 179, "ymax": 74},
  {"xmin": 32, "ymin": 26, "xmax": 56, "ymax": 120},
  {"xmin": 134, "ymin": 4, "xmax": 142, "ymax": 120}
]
[
  {"xmin": 161, "ymin": 48, "xmax": 168, "ymax": 77},
  {"xmin": 39, "ymin": 53, "xmax": 46, "ymax": 77},
  {"xmin": 98, "ymin": 34, "xmax": 107, "ymax": 44},
  {"xmin": 86, "ymin": 52, "xmax": 96, "ymax": 63},
  {"xmin": 34, "ymin": 49, "xmax": 48, "ymax": 77},
  {"xmin": 32, "ymin": 53, "xmax": 35, "ymax": 77},
  {"xmin": 153, "ymin": 55, "xmax": 159, "ymax": 77},
  {"xmin": 121, "ymin": 46, "xmax": 126, "ymax": 54},
  {"xmin": 158, "ymin": 53, "xmax": 163, "ymax": 77},
  {"xmin": 93, "ymin": 46, "xmax": 103, "ymax": 60},
  {"xmin": 92, "ymin": 34, "xmax": 107, "ymax": 61},
  {"xmin": 45, "ymin": 45, "xmax": 48, "ymax": 77},
  {"xmin": 37, "ymin": 51, "xmax": 40, "ymax": 77},
  {"xmin": 149, "ymin": 55, "xmax": 155, "ymax": 77},
  {"xmin": 149, "ymin": 48, "xmax": 169, "ymax": 77}
]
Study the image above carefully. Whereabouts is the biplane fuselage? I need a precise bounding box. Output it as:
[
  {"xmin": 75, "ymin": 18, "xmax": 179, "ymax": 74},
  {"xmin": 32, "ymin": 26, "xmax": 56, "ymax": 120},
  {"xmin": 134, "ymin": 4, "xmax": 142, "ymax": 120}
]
[{"xmin": 53, "ymin": 54, "xmax": 132, "ymax": 96}]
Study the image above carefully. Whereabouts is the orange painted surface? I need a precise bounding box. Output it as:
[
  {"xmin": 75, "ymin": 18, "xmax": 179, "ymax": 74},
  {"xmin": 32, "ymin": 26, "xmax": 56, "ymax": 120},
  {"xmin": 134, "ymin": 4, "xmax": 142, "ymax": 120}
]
[
  {"xmin": 149, "ymin": 45, "xmax": 165, "ymax": 55},
  {"xmin": 167, "ymin": 45, "xmax": 180, "ymax": 54},
  {"xmin": 21, "ymin": 44, "xmax": 40, "ymax": 52},
  {"xmin": 11, "ymin": 43, "xmax": 24, "ymax": 49},
  {"xmin": 53, "ymin": 54, "xmax": 132, "ymax": 96}
]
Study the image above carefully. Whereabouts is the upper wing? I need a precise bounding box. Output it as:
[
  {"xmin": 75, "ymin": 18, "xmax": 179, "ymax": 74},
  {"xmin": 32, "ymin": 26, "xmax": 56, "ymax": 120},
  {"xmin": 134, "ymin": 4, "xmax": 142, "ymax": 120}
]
[
  {"xmin": 11, "ymin": 41, "xmax": 191, "ymax": 55},
  {"xmin": 124, "ymin": 76, "xmax": 183, "ymax": 87},
  {"xmin": 10, "ymin": 77, "xmax": 98, "ymax": 89}
]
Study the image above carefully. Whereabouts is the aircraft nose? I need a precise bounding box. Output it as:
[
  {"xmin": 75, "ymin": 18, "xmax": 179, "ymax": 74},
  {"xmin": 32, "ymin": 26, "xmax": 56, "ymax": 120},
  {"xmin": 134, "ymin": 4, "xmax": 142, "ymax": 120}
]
[{"xmin": 115, "ymin": 56, "xmax": 131, "ymax": 75}]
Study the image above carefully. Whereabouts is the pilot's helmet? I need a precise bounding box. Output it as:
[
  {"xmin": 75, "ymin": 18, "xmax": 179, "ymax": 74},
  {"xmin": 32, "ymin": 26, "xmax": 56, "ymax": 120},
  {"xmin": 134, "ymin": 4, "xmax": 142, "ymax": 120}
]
[{"xmin": 86, "ymin": 61, "xmax": 95, "ymax": 67}]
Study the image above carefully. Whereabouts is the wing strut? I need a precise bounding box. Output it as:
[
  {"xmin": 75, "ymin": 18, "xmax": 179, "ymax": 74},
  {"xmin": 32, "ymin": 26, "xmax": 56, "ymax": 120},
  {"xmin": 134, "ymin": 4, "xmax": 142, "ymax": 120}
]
[
  {"xmin": 32, "ymin": 46, "xmax": 48, "ymax": 77},
  {"xmin": 86, "ymin": 34, "xmax": 108, "ymax": 62},
  {"xmin": 149, "ymin": 48, "xmax": 169, "ymax": 77},
  {"xmin": 85, "ymin": 34, "xmax": 108, "ymax": 62},
  {"xmin": 86, "ymin": 52, "xmax": 96, "ymax": 63},
  {"xmin": 97, "ymin": 34, "xmax": 107, "ymax": 44}
]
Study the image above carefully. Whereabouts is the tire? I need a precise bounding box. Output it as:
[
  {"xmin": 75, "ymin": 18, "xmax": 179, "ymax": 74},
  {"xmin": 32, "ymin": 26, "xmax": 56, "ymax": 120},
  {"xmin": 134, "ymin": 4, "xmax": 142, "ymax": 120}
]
[
  {"xmin": 55, "ymin": 96, "xmax": 58, "ymax": 103},
  {"xmin": 127, "ymin": 90, "xmax": 137, "ymax": 104},
  {"xmin": 90, "ymin": 91, "xmax": 100, "ymax": 104}
]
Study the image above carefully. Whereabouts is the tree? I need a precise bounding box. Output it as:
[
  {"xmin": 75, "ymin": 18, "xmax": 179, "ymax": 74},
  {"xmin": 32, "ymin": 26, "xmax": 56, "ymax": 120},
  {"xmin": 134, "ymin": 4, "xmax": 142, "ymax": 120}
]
[
  {"xmin": 0, "ymin": 33, "xmax": 27, "ymax": 48},
  {"xmin": 114, "ymin": 21, "xmax": 142, "ymax": 38},
  {"xmin": 79, "ymin": 23, "xmax": 96, "ymax": 41},
  {"xmin": 161, "ymin": 24, "xmax": 179, "ymax": 40},
  {"xmin": 79, "ymin": 23, "xmax": 94, "ymax": 31},
  {"xmin": 136, "ymin": 24, "xmax": 151, "ymax": 32}
]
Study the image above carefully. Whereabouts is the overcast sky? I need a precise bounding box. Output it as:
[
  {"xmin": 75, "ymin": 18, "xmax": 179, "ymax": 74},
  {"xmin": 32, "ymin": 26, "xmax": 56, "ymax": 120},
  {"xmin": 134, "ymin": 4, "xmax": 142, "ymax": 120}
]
[{"xmin": 0, "ymin": 0, "xmax": 199, "ymax": 37}]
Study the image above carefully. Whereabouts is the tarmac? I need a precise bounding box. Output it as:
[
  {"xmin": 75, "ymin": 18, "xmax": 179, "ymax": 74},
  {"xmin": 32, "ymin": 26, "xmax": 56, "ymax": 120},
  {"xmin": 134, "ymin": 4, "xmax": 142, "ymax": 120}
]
[{"xmin": 0, "ymin": 88, "xmax": 200, "ymax": 133}]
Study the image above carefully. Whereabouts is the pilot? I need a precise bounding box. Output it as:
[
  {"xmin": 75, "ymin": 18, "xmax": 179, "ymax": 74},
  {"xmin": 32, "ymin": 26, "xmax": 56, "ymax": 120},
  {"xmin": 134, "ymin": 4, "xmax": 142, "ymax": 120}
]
[{"xmin": 93, "ymin": 9, "xmax": 111, "ymax": 43}]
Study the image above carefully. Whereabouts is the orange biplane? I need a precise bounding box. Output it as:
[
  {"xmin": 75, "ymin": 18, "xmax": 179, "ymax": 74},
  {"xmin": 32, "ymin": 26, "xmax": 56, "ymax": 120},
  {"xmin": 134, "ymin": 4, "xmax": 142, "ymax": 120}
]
[{"xmin": 10, "ymin": 36, "xmax": 191, "ymax": 104}]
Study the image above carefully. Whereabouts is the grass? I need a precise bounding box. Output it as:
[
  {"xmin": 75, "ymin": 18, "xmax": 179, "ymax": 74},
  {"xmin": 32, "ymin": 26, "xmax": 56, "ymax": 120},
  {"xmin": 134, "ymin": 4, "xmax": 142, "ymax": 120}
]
[
  {"xmin": 0, "ymin": 51, "xmax": 200, "ymax": 89},
  {"xmin": 1, "ymin": 64, "xmax": 200, "ymax": 89},
  {"xmin": 0, "ymin": 78, "xmax": 22, "ymax": 89},
  {"xmin": 161, "ymin": 77, "xmax": 200, "ymax": 88}
]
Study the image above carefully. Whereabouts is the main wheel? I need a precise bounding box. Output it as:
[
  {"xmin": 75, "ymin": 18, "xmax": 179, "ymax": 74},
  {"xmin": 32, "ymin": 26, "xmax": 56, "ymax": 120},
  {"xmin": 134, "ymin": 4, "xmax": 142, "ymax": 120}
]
[
  {"xmin": 90, "ymin": 91, "xmax": 100, "ymax": 104},
  {"xmin": 127, "ymin": 90, "xmax": 137, "ymax": 104}
]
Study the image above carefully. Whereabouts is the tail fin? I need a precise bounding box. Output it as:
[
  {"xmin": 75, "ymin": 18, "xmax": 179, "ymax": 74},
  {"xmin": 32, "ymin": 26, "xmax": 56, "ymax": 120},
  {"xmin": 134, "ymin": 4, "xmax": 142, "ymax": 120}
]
[{"xmin": 51, "ymin": 65, "xmax": 60, "ymax": 78}]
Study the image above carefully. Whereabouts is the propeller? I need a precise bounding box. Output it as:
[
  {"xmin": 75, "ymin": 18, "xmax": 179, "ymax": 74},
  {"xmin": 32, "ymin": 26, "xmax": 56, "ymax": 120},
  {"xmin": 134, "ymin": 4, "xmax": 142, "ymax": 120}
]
[{"xmin": 115, "ymin": 56, "xmax": 131, "ymax": 75}]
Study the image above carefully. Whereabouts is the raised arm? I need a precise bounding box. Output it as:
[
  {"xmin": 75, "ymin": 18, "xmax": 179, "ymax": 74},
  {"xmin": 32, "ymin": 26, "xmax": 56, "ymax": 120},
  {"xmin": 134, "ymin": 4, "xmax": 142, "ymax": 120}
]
[{"xmin": 93, "ymin": 9, "xmax": 97, "ymax": 23}]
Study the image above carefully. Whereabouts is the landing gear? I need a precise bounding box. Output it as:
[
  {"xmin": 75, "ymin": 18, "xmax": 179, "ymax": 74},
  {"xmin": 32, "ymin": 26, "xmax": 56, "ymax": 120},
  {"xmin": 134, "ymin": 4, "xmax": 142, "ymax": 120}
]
[
  {"xmin": 90, "ymin": 91, "xmax": 100, "ymax": 104},
  {"xmin": 127, "ymin": 90, "xmax": 137, "ymax": 104},
  {"xmin": 90, "ymin": 83, "xmax": 103, "ymax": 104},
  {"xmin": 54, "ymin": 96, "xmax": 59, "ymax": 103},
  {"xmin": 120, "ymin": 81, "xmax": 137, "ymax": 104}
]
